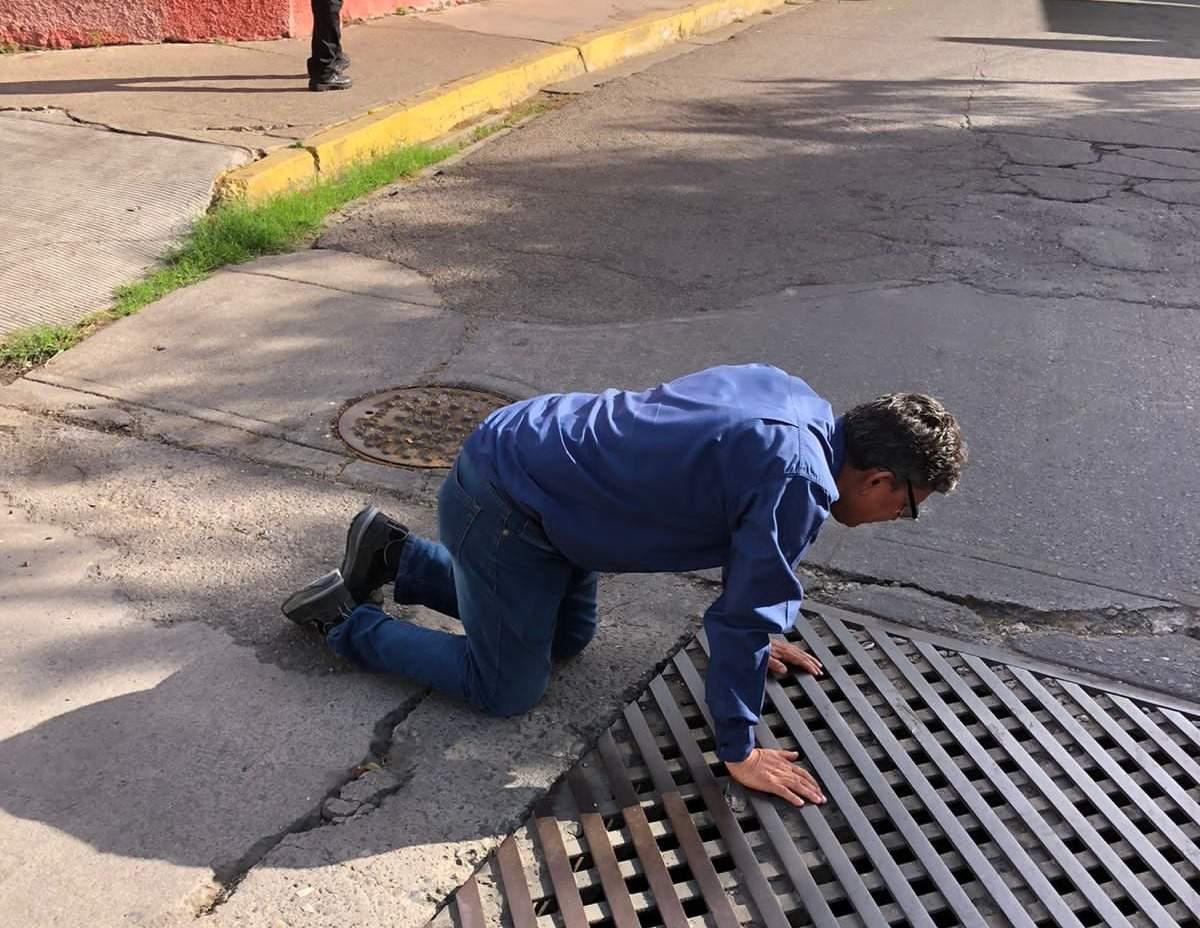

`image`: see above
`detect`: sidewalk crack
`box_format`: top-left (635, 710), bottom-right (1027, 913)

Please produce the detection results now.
top-left (0, 105), bottom-right (255, 155)
top-left (196, 689), bottom-right (430, 916)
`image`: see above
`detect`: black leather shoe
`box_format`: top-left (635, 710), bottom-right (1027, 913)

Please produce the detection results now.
top-left (281, 569), bottom-right (356, 634)
top-left (341, 505), bottom-right (409, 603)
top-left (309, 73), bottom-right (353, 92)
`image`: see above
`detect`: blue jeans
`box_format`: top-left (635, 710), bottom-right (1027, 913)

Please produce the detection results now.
top-left (327, 452), bottom-right (599, 716)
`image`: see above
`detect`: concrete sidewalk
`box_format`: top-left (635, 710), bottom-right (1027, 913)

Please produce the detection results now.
top-left (0, 0), bottom-right (718, 152)
top-left (0, 0), bottom-right (783, 338)
top-left (0, 249), bottom-right (718, 928)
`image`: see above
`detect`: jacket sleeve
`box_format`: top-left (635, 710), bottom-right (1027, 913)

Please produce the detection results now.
top-left (703, 475), bottom-right (830, 762)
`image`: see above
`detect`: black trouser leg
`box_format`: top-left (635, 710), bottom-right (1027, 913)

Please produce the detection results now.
top-left (307, 0), bottom-right (345, 80)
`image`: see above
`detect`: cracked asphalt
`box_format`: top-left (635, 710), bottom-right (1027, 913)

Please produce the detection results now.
top-left (3, 1), bottom-right (1200, 926)
top-left (323, 0), bottom-right (1200, 609)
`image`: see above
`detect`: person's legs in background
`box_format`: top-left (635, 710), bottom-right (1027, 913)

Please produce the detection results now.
top-left (308, 0), bottom-right (352, 91)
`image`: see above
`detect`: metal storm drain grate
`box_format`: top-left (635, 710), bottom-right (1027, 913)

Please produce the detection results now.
top-left (436, 604), bottom-right (1200, 928)
top-left (337, 386), bottom-right (510, 468)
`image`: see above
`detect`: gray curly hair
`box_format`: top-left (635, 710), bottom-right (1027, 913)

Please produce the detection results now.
top-left (843, 394), bottom-right (967, 492)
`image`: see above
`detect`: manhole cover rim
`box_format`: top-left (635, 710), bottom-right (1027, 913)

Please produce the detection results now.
top-left (336, 384), bottom-right (512, 469)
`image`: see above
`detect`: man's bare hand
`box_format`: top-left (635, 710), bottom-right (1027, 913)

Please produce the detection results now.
top-left (768, 639), bottom-right (824, 677)
top-left (725, 748), bottom-right (826, 806)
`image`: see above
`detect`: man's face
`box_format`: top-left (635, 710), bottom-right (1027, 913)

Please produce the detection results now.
top-left (831, 469), bottom-right (933, 526)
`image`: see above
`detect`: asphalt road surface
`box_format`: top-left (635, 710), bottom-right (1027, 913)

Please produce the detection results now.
top-left (324, 0), bottom-right (1200, 616)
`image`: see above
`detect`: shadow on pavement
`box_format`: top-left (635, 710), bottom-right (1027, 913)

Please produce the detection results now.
top-left (0, 75), bottom-right (305, 95)
top-left (317, 73), bottom-right (1200, 603)
top-left (0, 438), bottom-right (705, 878)
top-left (0, 651), bottom-right (546, 876)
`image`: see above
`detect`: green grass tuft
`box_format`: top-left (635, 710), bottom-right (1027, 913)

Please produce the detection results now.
top-left (0, 324), bottom-right (81, 370)
top-left (1, 137), bottom-right (479, 374)
top-left (114, 141), bottom-right (455, 318)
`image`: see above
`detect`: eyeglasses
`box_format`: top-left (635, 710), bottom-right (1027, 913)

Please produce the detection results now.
top-left (905, 479), bottom-right (919, 521)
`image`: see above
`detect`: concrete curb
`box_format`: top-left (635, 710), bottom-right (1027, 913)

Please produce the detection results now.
top-left (215, 0), bottom-right (792, 202)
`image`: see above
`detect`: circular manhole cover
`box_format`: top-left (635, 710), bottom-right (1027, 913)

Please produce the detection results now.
top-left (337, 386), bottom-right (510, 468)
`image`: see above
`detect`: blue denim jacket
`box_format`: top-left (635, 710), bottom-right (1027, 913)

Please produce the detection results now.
top-left (465, 364), bottom-right (844, 761)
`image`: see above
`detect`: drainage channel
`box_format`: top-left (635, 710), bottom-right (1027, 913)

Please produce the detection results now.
top-left (432, 603), bottom-right (1200, 928)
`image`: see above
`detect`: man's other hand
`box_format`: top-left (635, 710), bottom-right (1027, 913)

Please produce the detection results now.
top-left (768, 639), bottom-right (824, 677)
top-left (725, 748), bottom-right (826, 806)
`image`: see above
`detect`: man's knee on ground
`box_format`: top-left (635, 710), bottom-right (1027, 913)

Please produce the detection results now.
top-left (476, 682), bottom-right (546, 718)
top-left (551, 623), bottom-right (596, 662)
top-left (551, 636), bottom-right (591, 662)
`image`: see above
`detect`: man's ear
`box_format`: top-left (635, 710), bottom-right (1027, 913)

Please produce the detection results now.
top-left (863, 467), bottom-right (894, 491)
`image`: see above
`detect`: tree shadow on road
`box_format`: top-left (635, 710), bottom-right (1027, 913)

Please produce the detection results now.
top-left (317, 71), bottom-right (1200, 606)
top-left (0, 465), bottom-right (705, 902)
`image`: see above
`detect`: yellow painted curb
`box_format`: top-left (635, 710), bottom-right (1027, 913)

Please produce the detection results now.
top-left (215, 147), bottom-right (316, 202)
top-left (572, 0), bottom-right (787, 72)
top-left (307, 46), bottom-right (584, 176)
top-left (216, 0), bottom-right (791, 203)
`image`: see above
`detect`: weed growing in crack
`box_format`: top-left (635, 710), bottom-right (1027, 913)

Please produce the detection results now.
top-left (0, 325), bottom-right (79, 371)
top-left (471, 97), bottom-right (559, 143)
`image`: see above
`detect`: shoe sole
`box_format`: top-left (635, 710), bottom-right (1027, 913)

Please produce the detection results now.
top-left (281, 569), bottom-right (343, 626)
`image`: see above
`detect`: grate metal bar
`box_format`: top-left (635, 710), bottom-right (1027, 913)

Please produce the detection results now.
top-left (1109, 695), bottom-right (1200, 796)
top-left (859, 619), bottom-right (1144, 926)
top-left (979, 660), bottom-right (1200, 921)
top-left (833, 627), bottom-right (1088, 928)
top-left (1030, 675), bottom-right (1200, 870)
top-left (616, 709), bottom-right (742, 928)
top-left (533, 801), bottom-right (591, 928)
top-left (672, 645), bottom-right (852, 927)
top-left (762, 627), bottom-right (1007, 928)
top-left (743, 716), bottom-right (892, 927)
top-left (810, 612), bottom-right (1057, 927)
top-left (754, 652), bottom-right (945, 927)
top-left (647, 675), bottom-right (794, 928)
top-left (494, 836), bottom-right (538, 928)
top-left (438, 605), bottom-right (1200, 928)
top-left (1164, 708), bottom-right (1200, 754)
top-left (567, 766), bottom-right (642, 928)
top-left (920, 643), bottom-right (1181, 926)
top-left (454, 876), bottom-right (487, 928)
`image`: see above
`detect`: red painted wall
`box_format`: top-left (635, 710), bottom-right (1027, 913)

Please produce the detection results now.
top-left (292, 0), bottom-right (413, 37)
top-left (1, 0), bottom-right (458, 49)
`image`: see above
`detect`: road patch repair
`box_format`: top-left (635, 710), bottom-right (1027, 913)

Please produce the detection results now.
top-left (432, 604), bottom-right (1200, 928)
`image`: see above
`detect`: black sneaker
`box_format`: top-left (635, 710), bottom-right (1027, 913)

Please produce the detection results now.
top-left (309, 73), bottom-right (353, 92)
top-left (341, 505), bottom-right (409, 603)
top-left (282, 569), bottom-right (356, 634)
